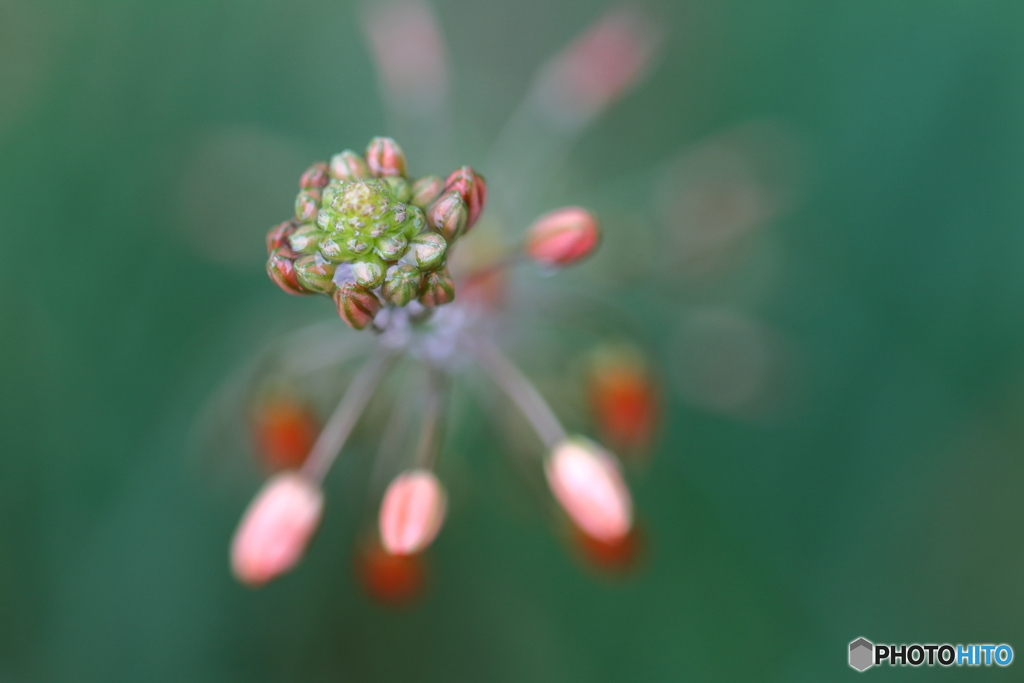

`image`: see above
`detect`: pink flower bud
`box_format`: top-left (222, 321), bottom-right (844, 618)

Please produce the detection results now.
top-left (443, 166), bottom-right (487, 230)
top-left (299, 162), bottom-right (330, 190)
top-left (378, 469), bottom-right (447, 555)
top-left (366, 137), bottom-right (407, 177)
top-left (266, 219), bottom-right (299, 255)
top-left (231, 472), bottom-right (324, 587)
top-left (525, 207), bottom-right (600, 267)
top-left (333, 283), bottom-right (382, 330)
top-left (545, 438), bottom-right (632, 543)
top-left (330, 150), bottom-right (371, 181)
top-left (419, 268), bottom-right (455, 307)
top-left (267, 248), bottom-right (308, 296)
top-left (427, 191), bottom-right (467, 242)
top-left (410, 175), bottom-right (444, 208)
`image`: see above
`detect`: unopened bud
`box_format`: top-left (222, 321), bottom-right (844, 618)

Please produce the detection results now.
top-left (428, 191), bottom-right (467, 242)
top-left (443, 166), bottom-right (487, 230)
top-left (230, 472), bottom-right (324, 587)
top-left (253, 396), bottom-right (318, 470)
top-left (299, 162), bottom-right (330, 190)
top-left (545, 438), bottom-right (632, 543)
top-left (384, 176), bottom-right (413, 203)
top-left (333, 283), bottom-right (382, 329)
top-left (266, 219), bottom-right (299, 255)
top-left (294, 255), bottom-right (337, 294)
top-left (351, 257), bottom-right (386, 289)
top-left (356, 537), bottom-right (425, 605)
top-left (267, 248), bottom-right (308, 296)
top-left (288, 223), bottom-right (323, 254)
top-left (329, 150), bottom-right (371, 181)
top-left (408, 232), bottom-right (447, 271)
top-left (376, 232), bottom-right (409, 260)
top-left (379, 469), bottom-right (447, 555)
top-left (382, 264), bottom-right (423, 306)
top-left (295, 189), bottom-right (321, 223)
top-left (366, 136), bottom-right (407, 177)
top-left (419, 269), bottom-right (455, 307)
top-left (525, 207), bottom-right (600, 267)
top-left (410, 175), bottom-right (444, 208)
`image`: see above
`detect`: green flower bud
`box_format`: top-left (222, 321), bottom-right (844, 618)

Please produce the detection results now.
top-left (408, 232), bottom-right (447, 271)
top-left (317, 236), bottom-right (350, 263)
top-left (294, 255), bottom-right (337, 294)
top-left (428, 191), bottom-right (467, 242)
top-left (384, 176), bottom-right (412, 203)
top-left (351, 256), bottom-right (386, 289)
top-left (419, 268), bottom-right (455, 307)
top-left (366, 137), bottom-right (407, 177)
top-left (295, 189), bottom-right (321, 223)
top-left (299, 162), bottom-right (330, 190)
top-left (410, 175), bottom-right (444, 208)
top-left (329, 151), bottom-right (371, 181)
top-left (382, 264), bottom-right (422, 307)
top-left (333, 283), bottom-right (381, 330)
top-left (376, 232), bottom-right (409, 260)
top-left (288, 224), bottom-right (323, 254)
top-left (267, 248), bottom-right (308, 296)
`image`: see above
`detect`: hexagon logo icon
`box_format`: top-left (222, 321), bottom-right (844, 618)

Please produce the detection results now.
top-left (849, 638), bottom-right (874, 672)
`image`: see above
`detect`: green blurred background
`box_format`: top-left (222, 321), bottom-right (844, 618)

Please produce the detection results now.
top-left (3, 0), bottom-right (1024, 680)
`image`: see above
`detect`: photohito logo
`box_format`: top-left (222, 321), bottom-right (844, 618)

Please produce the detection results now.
top-left (849, 637), bottom-right (1013, 671)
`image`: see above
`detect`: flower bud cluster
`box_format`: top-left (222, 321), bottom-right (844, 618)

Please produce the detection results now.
top-left (265, 137), bottom-right (487, 329)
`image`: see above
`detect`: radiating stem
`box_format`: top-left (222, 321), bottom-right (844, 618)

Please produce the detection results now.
top-left (475, 341), bottom-right (567, 450)
top-left (414, 367), bottom-right (448, 469)
top-left (301, 347), bottom-right (400, 483)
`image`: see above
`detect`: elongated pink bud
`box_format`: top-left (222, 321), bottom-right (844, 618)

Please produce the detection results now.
top-left (231, 472), bottom-right (324, 587)
top-left (366, 137), bottom-right (407, 177)
top-left (525, 207), bottom-right (600, 266)
top-left (443, 166), bottom-right (487, 230)
top-left (379, 469), bottom-right (447, 555)
top-left (545, 438), bottom-right (632, 542)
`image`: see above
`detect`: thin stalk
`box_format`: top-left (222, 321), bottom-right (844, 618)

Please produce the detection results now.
top-left (413, 367), bottom-right (448, 470)
top-left (475, 341), bottom-right (567, 450)
top-left (301, 347), bottom-right (399, 483)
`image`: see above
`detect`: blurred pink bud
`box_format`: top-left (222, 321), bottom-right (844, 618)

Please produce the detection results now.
top-left (545, 438), bottom-right (633, 543)
top-left (333, 283), bottom-right (382, 330)
top-left (231, 472), bottom-right (324, 587)
top-left (379, 469), bottom-right (447, 555)
top-left (299, 162), bottom-right (330, 190)
top-left (330, 150), bottom-right (371, 181)
top-left (443, 166), bottom-right (487, 230)
top-left (362, 0), bottom-right (450, 112)
top-left (366, 137), bottom-right (407, 177)
top-left (525, 207), bottom-right (600, 267)
top-left (537, 7), bottom-right (661, 126)
top-left (410, 175), bottom-right (444, 208)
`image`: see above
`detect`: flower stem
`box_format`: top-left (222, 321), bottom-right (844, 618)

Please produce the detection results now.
top-left (414, 367), bottom-right (448, 469)
top-left (475, 341), bottom-right (567, 450)
top-left (301, 347), bottom-right (399, 483)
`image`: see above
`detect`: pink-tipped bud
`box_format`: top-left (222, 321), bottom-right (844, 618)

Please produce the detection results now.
top-left (267, 248), bottom-right (309, 296)
top-left (525, 207), bottom-right (600, 267)
top-left (443, 166), bottom-right (487, 230)
top-left (333, 283), bottom-right (382, 330)
top-left (231, 472), bottom-right (324, 587)
top-left (545, 438), bottom-right (632, 543)
top-left (428, 191), bottom-right (467, 242)
top-left (366, 137), bottom-right (407, 177)
top-left (330, 150), bottom-right (372, 181)
top-left (419, 268), bottom-right (455, 307)
top-left (379, 469), bottom-right (447, 555)
top-left (299, 162), bottom-right (330, 190)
